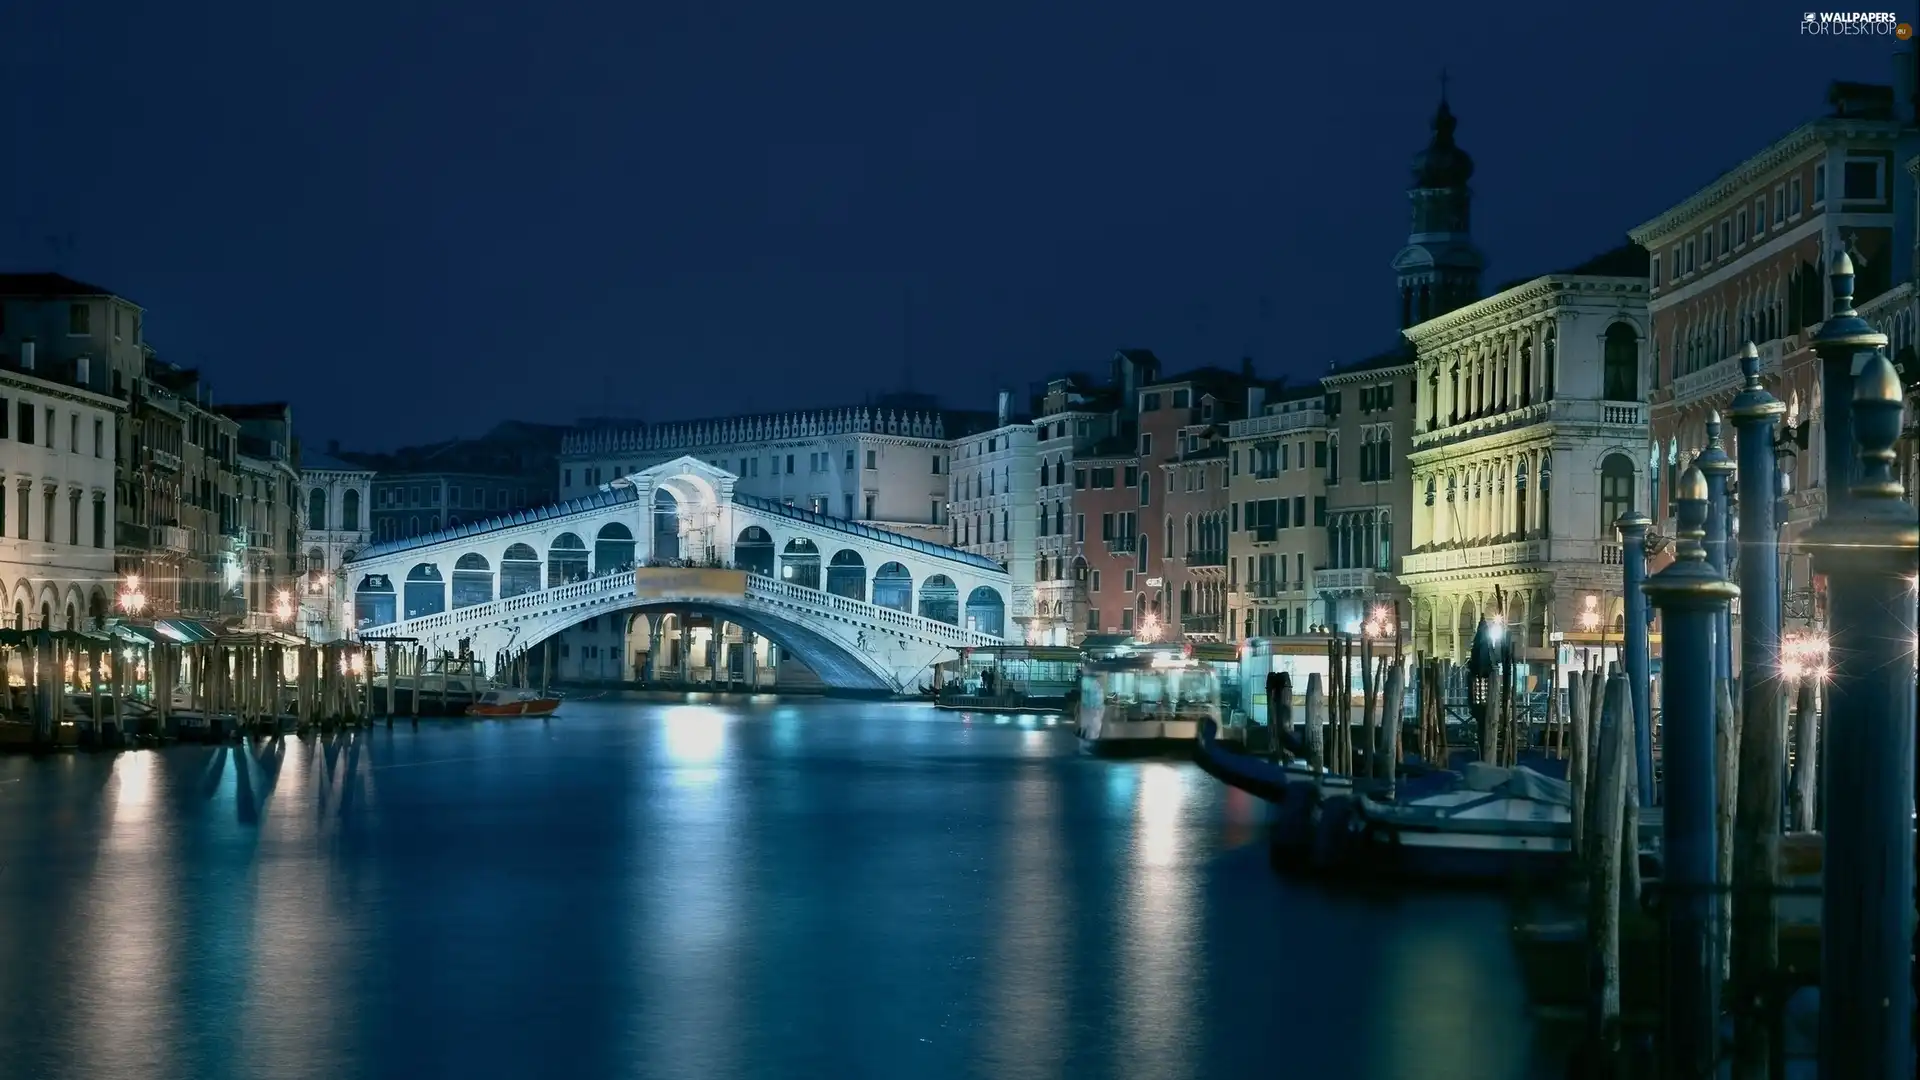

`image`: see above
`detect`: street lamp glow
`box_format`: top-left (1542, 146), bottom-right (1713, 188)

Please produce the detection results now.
top-left (1138, 613), bottom-right (1162, 643)
top-left (1780, 631), bottom-right (1830, 682)
top-left (273, 588), bottom-right (294, 623)
top-left (1486, 616), bottom-right (1505, 643)
top-left (118, 574), bottom-right (147, 616)
top-left (1578, 593), bottom-right (1601, 632)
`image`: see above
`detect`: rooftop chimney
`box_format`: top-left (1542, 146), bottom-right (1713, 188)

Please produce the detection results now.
top-left (19, 340), bottom-right (34, 371)
top-left (1246, 385), bottom-right (1267, 418)
top-left (996, 388), bottom-right (1010, 427)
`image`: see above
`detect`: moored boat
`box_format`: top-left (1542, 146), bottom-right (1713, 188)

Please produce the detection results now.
top-left (466, 688), bottom-right (563, 718)
top-left (1351, 761), bottom-right (1575, 882)
top-left (1075, 650), bottom-right (1217, 755)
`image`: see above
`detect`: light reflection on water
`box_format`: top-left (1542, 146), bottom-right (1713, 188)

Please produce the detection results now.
top-left (1117, 763), bottom-right (1200, 1080)
top-left (76, 751), bottom-right (173, 1080)
top-left (0, 698), bottom-right (1542, 1080)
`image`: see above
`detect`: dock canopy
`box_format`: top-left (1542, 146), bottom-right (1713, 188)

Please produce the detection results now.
top-left (961, 646), bottom-right (1084, 664)
top-left (152, 618), bottom-right (221, 645)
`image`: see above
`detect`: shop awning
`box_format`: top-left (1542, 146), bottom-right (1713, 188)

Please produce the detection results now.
top-left (106, 622), bottom-right (167, 646)
top-left (153, 617), bottom-right (221, 644)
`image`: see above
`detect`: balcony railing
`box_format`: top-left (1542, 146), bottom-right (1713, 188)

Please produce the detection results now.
top-left (250, 529), bottom-right (274, 550)
top-left (1227, 407), bottom-right (1327, 440)
top-left (1184, 549), bottom-right (1227, 567)
top-left (1246, 580), bottom-right (1284, 599)
top-left (1250, 527), bottom-right (1278, 544)
top-left (1103, 535), bottom-right (1137, 554)
top-left (1413, 396), bottom-right (1654, 451)
top-left (1315, 567), bottom-right (1378, 591)
top-left (1181, 613), bottom-right (1224, 635)
top-left (1401, 540), bottom-right (1544, 576)
top-left (156, 525), bottom-right (191, 554)
top-left (1670, 339), bottom-right (1787, 405)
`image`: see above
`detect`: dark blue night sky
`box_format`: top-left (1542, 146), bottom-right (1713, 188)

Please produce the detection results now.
top-left (0, 2), bottom-right (1902, 448)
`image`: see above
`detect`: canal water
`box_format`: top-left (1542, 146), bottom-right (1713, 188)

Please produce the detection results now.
top-left (0, 697), bottom-right (1545, 1080)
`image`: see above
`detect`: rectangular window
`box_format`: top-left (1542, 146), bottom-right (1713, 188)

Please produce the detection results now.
top-left (1701, 228), bottom-right (1713, 263)
top-left (1789, 176), bottom-right (1802, 217)
top-left (865, 449), bottom-right (876, 470)
top-left (68, 495), bottom-right (78, 546)
top-left (1754, 197), bottom-right (1767, 235)
top-left (17, 402), bottom-right (31, 445)
top-left (1842, 159), bottom-right (1883, 201)
top-left (1314, 440), bottom-right (1327, 467)
top-left (68, 413), bottom-right (77, 452)
top-left (786, 454), bottom-right (795, 473)
top-left (1139, 433), bottom-right (1153, 457)
top-left (1684, 238), bottom-right (1696, 273)
top-left (1293, 495), bottom-right (1306, 525)
top-left (41, 490), bottom-right (52, 542)
top-left (1075, 514), bottom-right (1085, 541)
top-left (1313, 497), bottom-right (1327, 526)
top-left (92, 496), bottom-right (105, 548)
top-left (1813, 162), bottom-right (1827, 205)
top-left (1773, 185), bottom-right (1785, 225)
top-left (1719, 219), bottom-right (1731, 252)
top-left (1670, 246), bottom-right (1682, 277)
top-left (1736, 209), bottom-right (1747, 245)
top-left (68, 303), bottom-right (89, 335)
top-left (1171, 389), bottom-right (1190, 408)
top-left (1141, 392), bottom-right (1161, 412)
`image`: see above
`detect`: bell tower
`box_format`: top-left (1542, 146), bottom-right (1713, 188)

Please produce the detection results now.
top-left (1393, 75), bottom-right (1486, 329)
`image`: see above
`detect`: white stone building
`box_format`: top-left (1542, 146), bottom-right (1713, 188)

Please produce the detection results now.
top-left (0, 367), bottom-right (119, 629)
top-left (1399, 247), bottom-right (1652, 663)
top-left (946, 391), bottom-right (1035, 638)
top-left (300, 448), bottom-right (374, 641)
top-left (558, 401), bottom-right (973, 544)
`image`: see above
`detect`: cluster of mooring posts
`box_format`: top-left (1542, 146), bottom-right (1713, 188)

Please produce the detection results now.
top-left (1568, 255), bottom-right (1916, 1078)
top-left (0, 626), bottom-right (385, 751)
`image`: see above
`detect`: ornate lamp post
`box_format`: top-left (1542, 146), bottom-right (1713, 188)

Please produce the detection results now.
top-left (1806, 352), bottom-right (1917, 1079)
top-left (1643, 467), bottom-right (1738, 1078)
top-left (1695, 413), bottom-right (1735, 686)
top-left (1616, 508), bottom-right (1655, 806)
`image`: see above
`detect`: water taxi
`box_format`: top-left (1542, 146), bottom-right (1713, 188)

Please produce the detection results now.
top-left (1074, 649), bottom-right (1219, 755)
top-left (466, 688), bottom-right (563, 719)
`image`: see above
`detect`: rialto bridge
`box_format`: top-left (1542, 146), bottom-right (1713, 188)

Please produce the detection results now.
top-left (341, 458), bottom-right (1011, 692)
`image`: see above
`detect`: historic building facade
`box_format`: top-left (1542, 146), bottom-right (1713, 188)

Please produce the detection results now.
top-left (1224, 384), bottom-right (1326, 639)
top-left (0, 275), bottom-right (252, 625)
top-left (300, 447), bottom-right (374, 641)
top-left (1628, 77), bottom-right (1919, 571)
top-left (1135, 367), bottom-right (1255, 642)
top-left (1400, 251), bottom-right (1652, 661)
top-left (947, 391), bottom-right (1035, 638)
top-left (0, 365), bottom-right (119, 628)
top-left (559, 398), bottom-right (971, 545)
top-left (1320, 356), bottom-right (1418, 635)
top-left (1029, 375), bottom-right (1121, 645)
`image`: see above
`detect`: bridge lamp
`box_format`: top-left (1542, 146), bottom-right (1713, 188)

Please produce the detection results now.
top-left (118, 574), bottom-right (147, 616)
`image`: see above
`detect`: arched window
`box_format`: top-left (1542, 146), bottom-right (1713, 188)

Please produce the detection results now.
top-left (307, 488), bottom-right (327, 530)
top-left (1599, 454), bottom-right (1635, 532)
top-left (342, 489), bottom-right (361, 530)
top-left (1603, 323), bottom-right (1638, 400)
